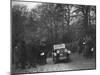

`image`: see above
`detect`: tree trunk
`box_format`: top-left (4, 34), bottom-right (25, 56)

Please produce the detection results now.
top-left (83, 6), bottom-right (90, 35)
top-left (66, 5), bottom-right (70, 31)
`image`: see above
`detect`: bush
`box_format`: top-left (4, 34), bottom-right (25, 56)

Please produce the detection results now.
top-left (65, 41), bottom-right (79, 53)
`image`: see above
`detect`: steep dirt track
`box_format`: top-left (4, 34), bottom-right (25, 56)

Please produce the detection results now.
top-left (14, 52), bottom-right (95, 73)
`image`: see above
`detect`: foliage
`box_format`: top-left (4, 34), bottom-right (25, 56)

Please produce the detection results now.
top-left (12, 2), bottom-right (96, 66)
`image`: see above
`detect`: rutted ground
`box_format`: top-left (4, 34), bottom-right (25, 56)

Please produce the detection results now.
top-left (14, 53), bottom-right (96, 73)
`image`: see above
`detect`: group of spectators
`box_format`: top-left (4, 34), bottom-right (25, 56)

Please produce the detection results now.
top-left (12, 34), bottom-right (96, 70)
top-left (78, 35), bottom-right (96, 58)
top-left (12, 40), bottom-right (50, 69)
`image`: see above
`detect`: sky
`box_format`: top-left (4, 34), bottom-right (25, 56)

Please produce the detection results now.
top-left (12, 0), bottom-right (41, 9)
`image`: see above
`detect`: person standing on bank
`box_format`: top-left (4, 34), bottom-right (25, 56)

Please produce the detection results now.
top-left (20, 40), bottom-right (27, 69)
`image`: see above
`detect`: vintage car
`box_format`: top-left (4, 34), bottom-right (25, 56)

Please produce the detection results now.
top-left (53, 43), bottom-right (71, 63)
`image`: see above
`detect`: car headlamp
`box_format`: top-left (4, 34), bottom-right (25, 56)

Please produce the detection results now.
top-left (57, 50), bottom-right (60, 53)
top-left (67, 50), bottom-right (71, 54)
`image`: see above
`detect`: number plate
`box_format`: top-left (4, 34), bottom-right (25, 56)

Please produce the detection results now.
top-left (59, 56), bottom-right (66, 60)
